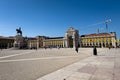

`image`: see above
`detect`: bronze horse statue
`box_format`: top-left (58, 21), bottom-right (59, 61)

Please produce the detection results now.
top-left (16, 27), bottom-right (22, 35)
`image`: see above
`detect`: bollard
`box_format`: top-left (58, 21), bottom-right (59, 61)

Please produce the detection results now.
top-left (93, 46), bottom-right (97, 55)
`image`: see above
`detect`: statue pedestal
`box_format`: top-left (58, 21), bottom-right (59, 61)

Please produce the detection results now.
top-left (14, 35), bottom-right (23, 48)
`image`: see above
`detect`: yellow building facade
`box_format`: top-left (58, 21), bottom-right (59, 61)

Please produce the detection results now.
top-left (80, 32), bottom-right (117, 48)
top-left (43, 38), bottom-right (64, 48)
top-left (116, 39), bottom-right (120, 47)
top-left (1, 27), bottom-right (118, 49)
top-left (0, 36), bottom-right (14, 49)
top-left (42, 27), bottom-right (80, 48)
top-left (27, 28), bottom-right (117, 48)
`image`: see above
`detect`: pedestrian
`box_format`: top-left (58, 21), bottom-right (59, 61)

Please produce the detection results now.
top-left (109, 46), bottom-right (111, 50)
top-left (93, 46), bottom-right (97, 55)
top-left (75, 46), bottom-right (78, 53)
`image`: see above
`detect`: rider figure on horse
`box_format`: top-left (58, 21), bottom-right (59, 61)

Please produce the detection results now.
top-left (16, 27), bottom-right (22, 35)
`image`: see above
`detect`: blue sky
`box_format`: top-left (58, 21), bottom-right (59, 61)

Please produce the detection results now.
top-left (0, 0), bottom-right (120, 38)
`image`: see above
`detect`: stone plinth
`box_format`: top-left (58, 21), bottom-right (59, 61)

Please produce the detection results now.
top-left (14, 35), bottom-right (23, 48)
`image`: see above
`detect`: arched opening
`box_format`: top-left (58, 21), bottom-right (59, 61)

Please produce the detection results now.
top-left (103, 43), bottom-right (105, 47)
top-left (99, 43), bottom-right (102, 48)
top-left (106, 43), bottom-right (109, 47)
top-left (110, 43), bottom-right (112, 47)
top-left (68, 36), bottom-right (73, 48)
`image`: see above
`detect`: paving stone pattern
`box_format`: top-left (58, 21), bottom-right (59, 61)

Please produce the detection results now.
top-left (37, 48), bottom-right (120, 80)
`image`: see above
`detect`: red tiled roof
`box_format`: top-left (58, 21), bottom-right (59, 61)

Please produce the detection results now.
top-left (85, 33), bottom-right (110, 37)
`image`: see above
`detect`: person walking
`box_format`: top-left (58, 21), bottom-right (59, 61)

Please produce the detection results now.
top-left (93, 46), bottom-right (97, 55)
top-left (75, 46), bottom-right (78, 53)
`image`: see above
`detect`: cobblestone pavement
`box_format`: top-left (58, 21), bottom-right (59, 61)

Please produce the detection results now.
top-left (37, 48), bottom-right (120, 80)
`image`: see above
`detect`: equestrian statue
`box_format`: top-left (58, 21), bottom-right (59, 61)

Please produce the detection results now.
top-left (16, 27), bottom-right (22, 36)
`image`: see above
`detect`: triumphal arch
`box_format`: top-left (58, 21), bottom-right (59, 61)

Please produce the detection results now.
top-left (42, 26), bottom-right (80, 48)
top-left (64, 27), bottom-right (80, 48)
